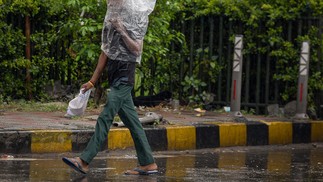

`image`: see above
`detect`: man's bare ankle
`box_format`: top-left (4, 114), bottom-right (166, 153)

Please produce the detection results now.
top-left (142, 163), bottom-right (158, 170)
top-left (76, 157), bottom-right (88, 167)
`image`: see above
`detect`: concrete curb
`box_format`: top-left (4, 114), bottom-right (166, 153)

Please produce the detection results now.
top-left (1, 120), bottom-right (323, 154)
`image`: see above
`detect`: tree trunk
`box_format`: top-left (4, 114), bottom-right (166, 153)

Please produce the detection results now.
top-left (25, 15), bottom-right (32, 100)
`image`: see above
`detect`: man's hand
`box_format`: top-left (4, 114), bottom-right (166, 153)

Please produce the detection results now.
top-left (109, 18), bottom-right (125, 33)
top-left (109, 18), bottom-right (142, 56)
top-left (81, 81), bottom-right (94, 93)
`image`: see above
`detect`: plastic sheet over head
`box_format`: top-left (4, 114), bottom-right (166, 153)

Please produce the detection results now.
top-left (123, 0), bottom-right (156, 15)
top-left (108, 0), bottom-right (156, 15)
top-left (102, 0), bottom-right (157, 63)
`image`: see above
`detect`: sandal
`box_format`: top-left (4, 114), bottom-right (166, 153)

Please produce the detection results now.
top-left (125, 168), bottom-right (158, 175)
top-left (62, 157), bottom-right (88, 174)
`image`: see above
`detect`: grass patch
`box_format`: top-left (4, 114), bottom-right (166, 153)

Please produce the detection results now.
top-left (0, 100), bottom-right (68, 112)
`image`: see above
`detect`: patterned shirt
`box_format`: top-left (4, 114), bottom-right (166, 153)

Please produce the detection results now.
top-left (101, 7), bottom-right (149, 64)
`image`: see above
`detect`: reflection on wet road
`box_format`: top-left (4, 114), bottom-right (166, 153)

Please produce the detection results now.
top-left (1, 144), bottom-right (323, 181)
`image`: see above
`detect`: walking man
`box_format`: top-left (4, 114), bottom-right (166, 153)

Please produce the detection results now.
top-left (62, 0), bottom-right (158, 175)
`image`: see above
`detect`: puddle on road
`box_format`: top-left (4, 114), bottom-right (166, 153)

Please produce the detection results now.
top-left (1, 145), bottom-right (323, 181)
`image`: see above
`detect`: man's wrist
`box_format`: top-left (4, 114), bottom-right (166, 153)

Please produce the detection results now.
top-left (118, 29), bottom-right (127, 36)
top-left (88, 81), bottom-right (95, 88)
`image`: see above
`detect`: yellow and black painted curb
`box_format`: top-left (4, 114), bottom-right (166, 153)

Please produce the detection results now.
top-left (1, 120), bottom-right (323, 153)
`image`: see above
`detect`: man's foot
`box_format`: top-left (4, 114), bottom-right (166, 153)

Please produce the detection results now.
top-left (62, 157), bottom-right (89, 174)
top-left (124, 163), bottom-right (158, 175)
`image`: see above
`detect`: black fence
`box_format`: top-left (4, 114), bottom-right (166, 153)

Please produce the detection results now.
top-left (164, 15), bottom-right (323, 116)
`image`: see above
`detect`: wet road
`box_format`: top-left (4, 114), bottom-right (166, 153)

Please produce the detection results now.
top-left (1, 144), bottom-right (323, 181)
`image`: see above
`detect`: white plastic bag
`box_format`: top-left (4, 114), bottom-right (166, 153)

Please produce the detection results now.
top-left (65, 89), bottom-right (91, 117)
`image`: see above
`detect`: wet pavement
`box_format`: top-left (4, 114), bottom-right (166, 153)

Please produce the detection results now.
top-left (0, 108), bottom-right (289, 131)
top-left (1, 144), bottom-right (323, 181)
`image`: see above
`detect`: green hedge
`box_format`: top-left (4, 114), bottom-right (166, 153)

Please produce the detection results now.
top-left (0, 0), bottom-right (322, 112)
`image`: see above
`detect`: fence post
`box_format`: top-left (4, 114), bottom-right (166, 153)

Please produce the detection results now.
top-left (230, 35), bottom-right (244, 118)
top-left (293, 41), bottom-right (310, 122)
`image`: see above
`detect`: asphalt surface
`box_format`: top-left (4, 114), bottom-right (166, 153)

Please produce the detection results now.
top-left (1, 144), bottom-right (323, 181)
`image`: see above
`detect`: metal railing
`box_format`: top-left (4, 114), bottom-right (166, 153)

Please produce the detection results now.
top-left (164, 15), bottom-right (323, 115)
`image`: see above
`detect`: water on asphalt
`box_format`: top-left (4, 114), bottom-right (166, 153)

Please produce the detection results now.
top-left (1, 144), bottom-right (323, 181)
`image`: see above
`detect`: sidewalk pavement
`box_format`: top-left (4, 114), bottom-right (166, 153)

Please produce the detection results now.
top-left (0, 108), bottom-right (323, 154)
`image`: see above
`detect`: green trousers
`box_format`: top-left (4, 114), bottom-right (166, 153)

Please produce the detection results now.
top-left (80, 84), bottom-right (155, 166)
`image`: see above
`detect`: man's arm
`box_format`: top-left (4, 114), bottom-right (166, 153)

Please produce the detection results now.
top-left (110, 19), bottom-right (143, 57)
top-left (82, 51), bottom-right (108, 92)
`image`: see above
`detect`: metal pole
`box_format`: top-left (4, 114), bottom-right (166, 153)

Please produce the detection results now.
top-left (208, 16), bottom-right (214, 93)
top-left (226, 21), bottom-right (233, 103)
top-left (230, 35), bottom-right (244, 118)
top-left (293, 41), bottom-right (310, 122)
top-left (244, 55), bottom-right (250, 111)
top-left (199, 17), bottom-right (204, 80)
top-left (256, 54), bottom-right (261, 114)
top-left (217, 16), bottom-right (224, 102)
top-left (113, 112), bottom-right (162, 127)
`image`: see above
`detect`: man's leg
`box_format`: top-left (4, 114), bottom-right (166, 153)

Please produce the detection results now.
top-left (117, 85), bottom-right (155, 166)
top-left (79, 86), bottom-right (122, 164)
